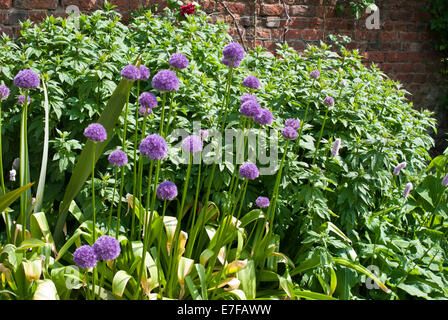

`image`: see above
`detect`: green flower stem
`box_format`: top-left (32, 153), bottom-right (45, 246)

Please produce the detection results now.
top-left (135, 112), bottom-right (150, 240)
top-left (262, 139), bottom-right (290, 245)
top-left (20, 91), bottom-right (29, 242)
top-left (159, 92), bottom-right (167, 136)
top-left (131, 80), bottom-right (141, 242)
top-left (90, 143), bottom-right (97, 300)
top-left (0, 101), bottom-right (10, 243)
top-left (156, 199), bottom-right (168, 295)
top-left (107, 167), bottom-right (118, 235)
top-left (185, 151), bottom-right (203, 258)
top-left (164, 92), bottom-right (175, 138)
top-left (296, 79), bottom-right (315, 150)
top-left (115, 88), bottom-right (131, 239)
top-left (135, 159), bottom-right (154, 299)
top-left (187, 66), bottom-right (235, 259)
top-left (0, 101), bottom-right (5, 195)
top-left (312, 108), bottom-right (329, 166)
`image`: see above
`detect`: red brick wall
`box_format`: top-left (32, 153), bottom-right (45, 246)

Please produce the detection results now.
top-left (0, 0), bottom-right (445, 114)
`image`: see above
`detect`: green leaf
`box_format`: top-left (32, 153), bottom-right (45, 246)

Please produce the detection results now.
top-left (112, 270), bottom-right (133, 298)
top-left (292, 290), bottom-right (338, 300)
top-left (0, 183), bottom-right (34, 214)
top-left (236, 259), bottom-right (256, 299)
top-left (34, 79), bottom-right (50, 213)
top-left (16, 238), bottom-right (46, 251)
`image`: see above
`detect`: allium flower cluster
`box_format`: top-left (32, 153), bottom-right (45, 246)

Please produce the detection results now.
top-left (403, 182), bottom-right (413, 197)
top-left (169, 53), bottom-right (189, 69)
top-left (281, 126), bottom-right (298, 140)
top-left (83, 123), bottom-right (107, 142)
top-left (240, 93), bottom-right (257, 104)
top-left (108, 150), bottom-right (128, 167)
top-left (221, 57), bottom-right (241, 68)
top-left (121, 65), bottom-right (140, 81)
top-left (156, 181), bottom-right (178, 200)
top-left (73, 245), bottom-right (97, 269)
top-left (442, 174), bottom-right (448, 187)
top-left (17, 95), bottom-right (30, 105)
top-left (0, 84), bottom-right (10, 100)
top-left (139, 106), bottom-right (153, 116)
top-left (152, 69), bottom-right (179, 91)
top-left (310, 70), bottom-right (320, 79)
top-left (14, 69), bottom-right (40, 89)
top-left (139, 92), bottom-right (158, 109)
top-left (254, 108), bottom-right (274, 125)
top-left (93, 236), bottom-right (121, 261)
top-left (393, 162), bottom-right (407, 175)
top-left (285, 119), bottom-right (300, 130)
top-left (323, 96), bottom-right (335, 107)
top-left (181, 135), bottom-right (203, 153)
top-left (222, 42), bottom-right (245, 68)
top-left (331, 138), bottom-right (341, 157)
top-left (12, 158), bottom-right (20, 169)
top-left (240, 100), bottom-right (261, 118)
top-left (9, 169), bottom-right (16, 182)
top-left (243, 76), bottom-right (260, 90)
top-left (255, 196), bottom-right (270, 208)
top-left (139, 65), bottom-right (150, 81)
top-left (239, 162), bottom-right (259, 180)
top-left (140, 134), bottom-right (168, 160)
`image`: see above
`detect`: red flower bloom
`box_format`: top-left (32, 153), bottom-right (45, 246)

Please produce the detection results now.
top-left (180, 3), bottom-right (195, 17)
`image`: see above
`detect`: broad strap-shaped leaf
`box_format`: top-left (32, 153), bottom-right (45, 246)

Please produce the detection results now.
top-left (54, 78), bottom-right (134, 245)
top-left (0, 182), bottom-right (34, 214)
top-left (112, 270), bottom-right (133, 298)
top-left (34, 79), bottom-right (49, 213)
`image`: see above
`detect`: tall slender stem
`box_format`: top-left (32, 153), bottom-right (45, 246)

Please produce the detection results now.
top-left (131, 81), bottom-right (141, 241)
top-left (0, 101), bottom-right (5, 195)
top-left (20, 91), bottom-right (29, 242)
top-left (164, 92), bottom-right (175, 138)
top-left (91, 143), bottom-right (97, 300)
top-left (159, 92), bottom-right (167, 136)
top-left (107, 167), bottom-right (118, 235)
top-left (136, 112), bottom-right (150, 240)
top-left (312, 108), bottom-right (329, 166)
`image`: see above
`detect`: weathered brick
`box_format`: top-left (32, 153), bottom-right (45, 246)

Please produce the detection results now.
top-left (289, 5), bottom-right (315, 17)
top-left (265, 16), bottom-right (280, 28)
top-left (13, 0), bottom-right (57, 9)
top-left (61, 0), bottom-right (103, 11)
top-left (260, 4), bottom-right (283, 16)
top-left (387, 52), bottom-right (407, 62)
top-left (0, 0), bottom-right (11, 9)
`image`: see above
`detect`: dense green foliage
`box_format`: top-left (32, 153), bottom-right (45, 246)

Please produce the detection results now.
top-left (0, 4), bottom-right (447, 300)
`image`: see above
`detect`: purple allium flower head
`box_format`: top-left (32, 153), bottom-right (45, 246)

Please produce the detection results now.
top-left (331, 138), bottom-right (341, 157)
top-left (239, 162), bottom-right (259, 180)
top-left (285, 118), bottom-right (300, 130)
top-left (403, 182), bottom-right (413, 197)
top-left (240, 93), bottom-right (257, 104)
top-left (152, 69), bottom-right (179, 91)
top-left (139, 134), bottom-right (168, 160)
top-left (93, 236), bottom-right (121, 261)
top-left (255, 196), bottom-right (270, 208)
top-left (199, 129), bottom-right (209, 141)
top-left (254, 108), bottom-right (274, 125)
top-left (240, 100), bottom-right (261, 118)
top-left (83, 123), bottom-right (107, 142)
top-left (108, 150), bottom-right (128, 167)
top-left (281, 126), bottom-right (298, 140)
top-left (156, 181), bottom-right (178, 200)
top-left (442, 174), bottom-right (448, 186)
top-left (169, 53), bottom-right (189, 69)
top-left (138, 92), bottom-right (158, 109)
top-left (139, 106), bottom-right (153, 116)
top-left (138, 65), bottom-right (150, 81)
top-left (0, 84), bottom-right (10, 100)
top-left (73, 245), bottom-right (98, 269)
top-left (243, 76), bottom-right (260, 90)
top-left (310, 70), bottom-right (320, 79)
top-left (14, 69), bottom-right (40, 89)
top-left (121, 65), bottom-right (140, 81)
top-left (221, 57), bottom-right (241, 68)
top-left (12, 158), bottom-right (20, 169)
top-left (323, 96), bottom-right (335, 107)
top-left (9, 169), bottom-right (16, 182)
top-left (223, 42), bottom-right (245, 62)
top-left (17, 95), bottom-right (30, 105)
top-left (181, 134), bottom-right (203, 153)
top-left (393, 162), bottom-right (407, 175)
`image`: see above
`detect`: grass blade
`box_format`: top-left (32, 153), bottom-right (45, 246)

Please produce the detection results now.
top-left (0, 182), bottom-right (34, 213)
